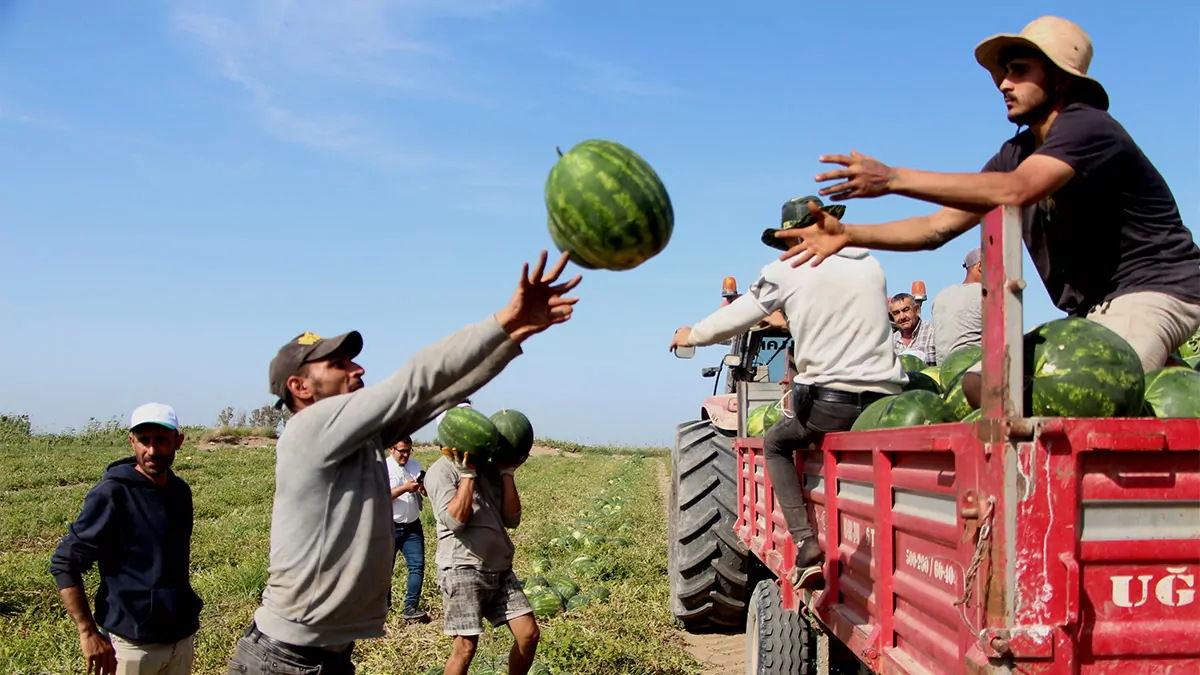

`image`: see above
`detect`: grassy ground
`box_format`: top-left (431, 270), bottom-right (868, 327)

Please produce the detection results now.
top-left (0, 436), bottom-right (698, 675)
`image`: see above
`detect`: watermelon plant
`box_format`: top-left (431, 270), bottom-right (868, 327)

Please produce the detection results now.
top-left (437, 407), bottom-right (500, 463)
top-left (544, 139), bottom-right (674, 271)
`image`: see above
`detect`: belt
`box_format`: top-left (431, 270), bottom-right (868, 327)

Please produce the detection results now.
top-left (802, 384), bottom-right (890, 407)
top-left (244, 622), bottom-right (351, 661)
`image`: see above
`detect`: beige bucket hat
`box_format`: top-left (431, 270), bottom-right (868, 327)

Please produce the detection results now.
top-left (974, 16), bottom-right (1108, 110)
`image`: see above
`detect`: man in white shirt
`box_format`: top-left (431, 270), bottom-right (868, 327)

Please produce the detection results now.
top-left (931, 247), bottom-right (983, 365)
top-left (671, 196), bottom-right (907, 593)
top-left (386, 435), bottom-right (429, 622)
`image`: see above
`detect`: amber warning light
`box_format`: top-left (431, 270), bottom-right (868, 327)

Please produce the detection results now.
top-left (911, 280), bottom-right (927, 302)
top-left (721, 277), bottom-right (739, 297)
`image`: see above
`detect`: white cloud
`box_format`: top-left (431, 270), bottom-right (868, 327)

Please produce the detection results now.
top-left (169, 0), bottom-right (538, 165)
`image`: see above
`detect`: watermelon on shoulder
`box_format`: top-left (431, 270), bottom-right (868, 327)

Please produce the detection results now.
top-left (437, 407), bottom-right (499, 463)
top-left (545, 140), bottom-right (674, 271)
top-left (490, 408), bottom-right (535, 466)
top-left (1143, 367), bottom-right (1200, 418)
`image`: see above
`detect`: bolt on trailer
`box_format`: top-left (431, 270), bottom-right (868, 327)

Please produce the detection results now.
top-left (672, 206), bottom-right (1200, 674)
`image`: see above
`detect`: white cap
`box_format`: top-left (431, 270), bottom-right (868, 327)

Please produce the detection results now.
top-left (129, 403), bottom-right (180, 431)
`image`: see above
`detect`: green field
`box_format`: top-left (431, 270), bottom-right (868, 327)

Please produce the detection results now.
top-left (0, 434), bottom-right (698, 675)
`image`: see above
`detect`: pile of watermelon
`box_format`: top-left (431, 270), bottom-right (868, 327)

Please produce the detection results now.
top-left (544, 140), bottom-right (674, 272)
top-left (436, 406), bottom-right (536, 466)
top-left (851, 317), bottom-right (1200, 431)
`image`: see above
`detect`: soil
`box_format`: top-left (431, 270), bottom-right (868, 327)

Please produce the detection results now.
top-left (198, 435), bottom-right (277, 448)
top-left (656, 459), bottom-right (747, 675)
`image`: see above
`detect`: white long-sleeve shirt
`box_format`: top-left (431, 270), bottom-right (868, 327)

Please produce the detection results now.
top-left (689, 249), bottom-right (907, 394)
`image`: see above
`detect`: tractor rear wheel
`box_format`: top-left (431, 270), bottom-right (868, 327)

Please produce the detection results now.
top-left (667, 420), bottom-right (749, 633)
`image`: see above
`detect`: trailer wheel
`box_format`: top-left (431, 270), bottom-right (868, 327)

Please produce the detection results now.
top-left (667, 420), bottom-right (749, 633)
top-left (745, 579), bottom-right (813, 675)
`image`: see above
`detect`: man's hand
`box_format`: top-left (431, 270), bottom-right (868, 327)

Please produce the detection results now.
top-left (80, 628), bottom-right (116, 675)
top-left (774, 201), bottom-right (851, 268)
top-left (669, 326), bottom-right (693, 352)
top-left (441, 447), bottom-right (477, 479)
top-left (814, 149), bottom-right (895, 201)
top-left (496, 250), bottom-right (583, 344)
top-left (401, 480), bottom-right (420, 494)
top-left (757, 310), bottom-right (787, 331)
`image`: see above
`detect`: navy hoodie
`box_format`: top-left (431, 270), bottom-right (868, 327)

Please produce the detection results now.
top-left (49, 456), bottom-right (202, 644)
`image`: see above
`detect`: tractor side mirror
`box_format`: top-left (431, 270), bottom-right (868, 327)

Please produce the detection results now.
top-left (723, 354), bottom-right (743, 368)
top-left (674, 345), bottom-right (696, 359)
top-left (701, 367), bottom-right (719, 378)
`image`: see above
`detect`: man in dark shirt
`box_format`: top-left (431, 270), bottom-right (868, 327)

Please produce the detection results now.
top-left (49, 403), bottom-right (202, 675)
top-left (769, 15), bottom-right (1200, 385)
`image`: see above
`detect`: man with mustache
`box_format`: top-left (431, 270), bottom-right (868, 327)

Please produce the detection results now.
top-left (771, 16), bottom-right (1200, 405)
top-left (227, 250), bottom-right (581, 674)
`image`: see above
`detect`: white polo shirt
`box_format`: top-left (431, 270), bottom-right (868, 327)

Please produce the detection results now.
top-left (385, 455), bottom-right (423, 524)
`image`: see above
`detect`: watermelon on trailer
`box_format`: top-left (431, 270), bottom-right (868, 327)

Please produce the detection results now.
top-left (903, 371), bottom-right (942, 395)
top-left (1142, 367), bottom-right (1200, 418)
top-left (545, 139), bottom-right (674, 271)
top-left (746, 402), bottom-right (781, 437)
top-left (961, 409), bottom-right (983, 422)
top-left (437, 407), bottom-right (499, 463)
top-left (850, 395), bottom-right (895, 431)
top-left (1179, 326), bottom-right (1200, 360)
top-left (921, 367), bottom-right (942, 387)
top-left (899, 354), bottom-right (926, 372)
top-left (939, 345), bottom-right (983, 420)
top-left (490, 408), bottom-right (535, 466)
top-left (868, 390), bottom-right (956, 429)
top-left (1024, 318), bottom-right (1144, 418)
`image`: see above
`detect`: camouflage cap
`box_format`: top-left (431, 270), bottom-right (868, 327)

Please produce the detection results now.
top-left (760, 195), bottom-right (846, 251)
top-left (268, 330), bottom-right (363, 409)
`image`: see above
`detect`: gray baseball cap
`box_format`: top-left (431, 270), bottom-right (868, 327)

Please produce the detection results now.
top-left (963, 247), bottom-right (982, 268)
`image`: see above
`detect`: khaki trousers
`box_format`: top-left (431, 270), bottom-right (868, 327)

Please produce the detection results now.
top-left (110, 632), bottom-right (195, 675)
top-left (967, 291), bottom-right (1200, 375)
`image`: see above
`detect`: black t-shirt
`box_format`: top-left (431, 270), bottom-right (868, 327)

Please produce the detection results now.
top-left (982, 102), bottom-right (1200, 316)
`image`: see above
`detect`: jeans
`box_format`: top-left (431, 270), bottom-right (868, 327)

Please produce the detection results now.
top-left (764, 383), bottom-right (878, 546)
top-left (390, 520), bottom-right (425, 611)
top-left (226, 622), bottom-right (354, 675)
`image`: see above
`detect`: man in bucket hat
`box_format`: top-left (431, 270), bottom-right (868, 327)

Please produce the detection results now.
top-left (771, 16), bottom-right (1200, 387)
top-left (671, 196), bottom-right (907, 592)
top-left (227, 250), bottom-right (581, 674)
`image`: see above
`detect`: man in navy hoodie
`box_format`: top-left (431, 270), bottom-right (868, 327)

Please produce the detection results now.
top-left (50, 403), bottom-right (202, 675)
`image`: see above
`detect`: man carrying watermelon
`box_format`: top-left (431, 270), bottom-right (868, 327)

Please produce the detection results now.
top-left (771, 15), bottom-right (1200, 389)
top-left (671, 195), bottom-right (908, 592)
top-left (226, 251), bottom-right (580, 674)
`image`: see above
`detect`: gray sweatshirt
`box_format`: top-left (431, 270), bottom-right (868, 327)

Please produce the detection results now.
top-left (253, 316), bottom-right (522, 647)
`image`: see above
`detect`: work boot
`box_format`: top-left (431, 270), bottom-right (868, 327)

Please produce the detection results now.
top-left (789, 536), bottom-right (825, 593)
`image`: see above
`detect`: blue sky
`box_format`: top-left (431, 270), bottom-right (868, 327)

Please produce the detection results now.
top-left (1, 1), bottom-right (1196, 446)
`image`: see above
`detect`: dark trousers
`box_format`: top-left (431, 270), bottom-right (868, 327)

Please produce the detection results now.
top-left (390, 520), bottom-right (425, 611)
top-left (764, 383), bottom-right (879, 545)
top-left (227, 622), bottom-right (354, 675)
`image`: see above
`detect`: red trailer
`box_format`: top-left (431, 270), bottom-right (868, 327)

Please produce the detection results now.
top-left (732, 206), bottom-right (1200, 674)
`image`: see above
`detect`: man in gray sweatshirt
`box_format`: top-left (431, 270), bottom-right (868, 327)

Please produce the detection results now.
top-left (226, 250), bottom-right (581, 674)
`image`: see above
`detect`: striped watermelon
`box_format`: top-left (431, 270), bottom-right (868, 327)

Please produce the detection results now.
top-left (490, 408), bottom-right (534, 466)
top-left (529, 590), bottom-right (563, 618)
top-left (903, 371), bottom-right (942, 395)
top-left (1142, 367), bottom-right (1200, 418)
top-left (920, 367), bottom-right (942, 386)
top-left (899, 354), bottom-right (926, 372)
top-left (939, 345), bottom-right (982, 420)
top-left (857, 390), bottom-right (955, 430)
top-left (851, 395), bottom-right (893, 431)
top-left (1024, 318), bottom-right (1144, 418)
top-left (545, 140), bottom-right (674, 271)
top-left (746, 402), bottom-right (781, 437)
top-left (436, 407), bottom-right (499, 462)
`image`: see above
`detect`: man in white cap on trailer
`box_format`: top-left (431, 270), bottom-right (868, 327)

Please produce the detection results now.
top-left (50, 403), bottom-right (202, 675)
top-left (769, 15), bottom-right (1200, 402)
top-left (930, 247), bottom-right (984, 366)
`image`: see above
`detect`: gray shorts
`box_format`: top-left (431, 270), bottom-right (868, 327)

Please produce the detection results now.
top-left (437, 567), bottom-right (532, 636)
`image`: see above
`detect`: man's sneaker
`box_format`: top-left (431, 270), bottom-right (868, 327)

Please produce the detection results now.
top-left (789, 536), bottom-right (825, 593)
top-left (401, 607), bottom-right (431, 623)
